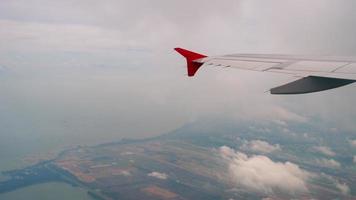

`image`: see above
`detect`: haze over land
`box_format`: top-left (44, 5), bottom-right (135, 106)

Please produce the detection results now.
top-left (0, 0), bottom-right (355, 199)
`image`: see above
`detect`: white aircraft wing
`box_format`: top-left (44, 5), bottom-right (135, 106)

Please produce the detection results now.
top-left (175, 48), bottom-right (356, 94)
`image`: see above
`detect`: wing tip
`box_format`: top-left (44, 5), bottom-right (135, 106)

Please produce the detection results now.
top-left (174, 47), bottom-right (207, 77)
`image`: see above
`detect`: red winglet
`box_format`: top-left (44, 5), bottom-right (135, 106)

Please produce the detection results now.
top-left (174, 48), bottom-right (207, 77)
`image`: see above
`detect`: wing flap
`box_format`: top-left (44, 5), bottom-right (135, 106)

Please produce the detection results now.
top-left (270, 76), bottom-right (355, 94)
top-left (284, 61), bottom-right (348, 72)
top-left (334, 63), bottom-right (356, 73)
top-left (204, 58), bottom-right (279, 70)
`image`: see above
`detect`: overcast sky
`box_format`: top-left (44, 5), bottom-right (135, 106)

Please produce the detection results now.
top-left (0, 0), bottom-right (356, 146)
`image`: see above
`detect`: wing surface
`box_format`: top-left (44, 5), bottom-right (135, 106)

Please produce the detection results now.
top-left (175, 48), bottom-right (356, 94)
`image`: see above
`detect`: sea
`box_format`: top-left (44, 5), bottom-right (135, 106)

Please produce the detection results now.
top-left (0, 126), bottom-right (160, 200)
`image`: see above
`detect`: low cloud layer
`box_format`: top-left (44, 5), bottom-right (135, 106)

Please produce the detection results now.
top-left (323, 174), bottom-right (351, 196)
top-left (241, 140), bottom-right (281, 154)
top-left (315, 158), bottom-right (341, 169)
top-left (147, 172), bottom-right (168, 180)
top-left (219, 146), bottom-right (311, 195)
top-left (349, 140), bottom-right (356, 148)
top-left (335, 181), bottom-right (350, 195)
top-left (313, 146), bottom-right (336, 157)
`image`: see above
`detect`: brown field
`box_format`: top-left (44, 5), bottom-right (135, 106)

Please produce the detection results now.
top-left (142, 185), bottom-right (178, 199)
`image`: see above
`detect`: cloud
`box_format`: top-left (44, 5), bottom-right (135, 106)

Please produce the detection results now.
top-left (248, 126), bottom-right (271, 134)
top-left (353, 156), bottom-right (356, 163)
top-left (235, 105), bottom-right (308, 126)
top-left (313, 146), bottom-right (336, 157)
top-left (0, 19), bottom-right (147, 54)
top-left (241, 140), bottom-right (281, 154)
top-left (349, 140), bottom-right (356, 148)
top-left (2, 0), bottom-right (356, 144)
top-left (272, 120), bottom-right (288, 127)
top-left (117, 170), bottom-right (131, 177)
top-left (120, 151), bottom-right (134, 156)
top-left (315, 158), bottom-right (341, 169)
top-left (322, 174), bottom-right (351, 196)
top-left (219, 146), bottom-right (311, 195)
top-left (269, 106), bottom-right (307, 123)
top-left (1, 0), bottom-right (356, 170)
top-left (335, 181), bottom-right (350, 195)
top-left (147, 172), bottom-right (168, 180)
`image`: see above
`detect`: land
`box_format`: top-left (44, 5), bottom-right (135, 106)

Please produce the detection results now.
top-left (0, 121), bottom-right (355, 199)
top-left (0, 139), bottom-right (229, 200)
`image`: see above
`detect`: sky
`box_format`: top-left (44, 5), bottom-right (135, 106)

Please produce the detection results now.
top-left (0, 1), bottom-right (356, 197)
top-left (1, 0), bottom-right (356, 146)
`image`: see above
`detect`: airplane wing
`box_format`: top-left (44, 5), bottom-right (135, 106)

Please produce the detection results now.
top-left (174, 48), bottom-right (356, 94)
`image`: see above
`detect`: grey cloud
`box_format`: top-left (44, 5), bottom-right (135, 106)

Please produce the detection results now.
top-left (335, 181), bottom-right (350, 195)
top-left (315, 158), bottom-right (341, 169)
top-left (0, 19), bottom-right (133, 53)
top-left (321, 174), bottom-right (351, 196)
top-left (313, 146), bottom-right (336, 157)
top-left (241, 140), bottom-right (281, 154)
top-left (147, 172), bottom-right (168, 180)
top-left (349, 140), bottom-right (356, 148)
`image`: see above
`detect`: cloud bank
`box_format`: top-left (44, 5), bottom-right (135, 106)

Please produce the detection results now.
top-left (241, 140), bottom-right (281, 154)
top-left (335, 181), bottom-right (350, 195)
top-left (219, 146), bottom-right (311, 195)
top-left (315, 158), bottom-right (341, 169)
top-left (147, 172), bottom-right (168, 180)
top-left (313, 146), bottom-right (336, 157)
top-left (349, 140), bottom-right (356, 148)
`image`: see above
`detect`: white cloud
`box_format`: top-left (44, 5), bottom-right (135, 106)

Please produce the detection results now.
top-left (117, 170), bottom-right (131, 176)
top-left (147, 172), bottom-right (168, 180)
top-left (322, 174), bottom-right (350, 196)
top-left (120, 151), bottom-right (134, 156)
top-left (219, 146), bottom-right (311, 195)
top-left (315, 158), bottom-right (341, 169)
top-left (349, 140), bottom-right (356, 148)
top-left (272, 120), bottom-right (288, 127)
top-left (335, 181), bottom-right (350, 195)
top-left (313, 146), bottom-right (336, 157)
top-left (241, 140), bottom-right (281, 154)
top-left (270, 106), bottom-right (307, 123)
top-left (239, 105), bottom-right (308, 125)
top-left (248, 126), bottom-right (271, 134)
